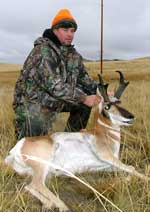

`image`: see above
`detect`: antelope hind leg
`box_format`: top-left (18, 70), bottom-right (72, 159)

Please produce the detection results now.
top-left (24, 165), bottom-right (69, 212)
top-left (25, 181), bottom-right (70, 211)
top-left (25, 184), bottom-right (54, 208)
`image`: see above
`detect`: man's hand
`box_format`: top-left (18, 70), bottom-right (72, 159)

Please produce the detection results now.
top-left (83, 95), bottom-right (101, 107)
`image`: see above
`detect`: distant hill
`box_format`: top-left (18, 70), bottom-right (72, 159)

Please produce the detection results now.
top-left (83, 56), bottom-right (150, 63)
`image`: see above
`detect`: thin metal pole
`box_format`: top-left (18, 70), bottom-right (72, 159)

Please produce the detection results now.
top-left (100, 0), bottom-right (103, 75)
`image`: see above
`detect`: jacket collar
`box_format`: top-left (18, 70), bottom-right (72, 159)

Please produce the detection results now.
top-left (43, 28), bottom-right (61, 48)
top-left (33, 29), bottom-right (75, 57)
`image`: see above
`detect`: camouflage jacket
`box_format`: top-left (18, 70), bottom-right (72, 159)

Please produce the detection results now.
top-left (13, 37), bottom-right (97, 111)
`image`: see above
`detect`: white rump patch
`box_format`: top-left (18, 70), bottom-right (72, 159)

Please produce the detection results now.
top-left (5, 138), bottom-right (33, 175)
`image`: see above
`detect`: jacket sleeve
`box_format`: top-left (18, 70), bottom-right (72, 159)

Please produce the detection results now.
top-left (39, 46), bottom-right (87, 104)
top-left (77, 56), bottom-right (97, 95)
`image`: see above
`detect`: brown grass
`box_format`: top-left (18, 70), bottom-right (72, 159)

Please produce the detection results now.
top-left (0, 57), bottom-right (150, 212)
top-left (86, 57), bottom-right (150, 81)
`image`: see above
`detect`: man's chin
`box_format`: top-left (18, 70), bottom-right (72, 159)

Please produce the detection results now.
top-left (63, 41), bottom-right (72, 46)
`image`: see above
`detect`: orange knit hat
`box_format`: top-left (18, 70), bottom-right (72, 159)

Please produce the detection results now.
top-left (51, 9), bottom-right (77, 30)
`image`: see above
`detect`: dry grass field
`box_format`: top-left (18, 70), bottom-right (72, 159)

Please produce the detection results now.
top-left (0, 57), bottom-right (150, 212)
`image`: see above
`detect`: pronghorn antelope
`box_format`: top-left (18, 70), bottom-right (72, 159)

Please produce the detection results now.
top-left (5, 71), bottom-right (150, 212)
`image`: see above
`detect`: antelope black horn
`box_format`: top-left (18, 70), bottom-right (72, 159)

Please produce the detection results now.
top-left (114, 71), bottom-right (129, 99)
top-left (97, 74), bottom-right (110, 102)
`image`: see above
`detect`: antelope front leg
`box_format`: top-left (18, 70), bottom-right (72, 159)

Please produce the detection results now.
top-left (101, 153), bottom-right (150, 181)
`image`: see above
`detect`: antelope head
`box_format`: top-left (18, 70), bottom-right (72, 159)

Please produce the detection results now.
top-left (97, 71), bottom-right (134, 126)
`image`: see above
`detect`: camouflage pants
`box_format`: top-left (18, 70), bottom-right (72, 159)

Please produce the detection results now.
top-left (14, 103), bottom-right (56, 140)
top-left (62, 103), bottom-right (91, 132)
top-left (14, 102), bottom-right (91, 140)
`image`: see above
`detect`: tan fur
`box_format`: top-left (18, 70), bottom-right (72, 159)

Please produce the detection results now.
top-left (25, 135), bottom-right (53, 143)
top-left (22, 135), bottom-right (54, 165)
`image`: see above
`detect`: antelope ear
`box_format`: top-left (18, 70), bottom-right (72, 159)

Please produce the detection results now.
top-left (96, 88), bottom-right (102, 98)
top-left (96, 88), bottom-right (104, 113)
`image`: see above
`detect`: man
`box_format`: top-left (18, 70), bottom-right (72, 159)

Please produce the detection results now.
top-left (13, 9), bottom-right (100, 139)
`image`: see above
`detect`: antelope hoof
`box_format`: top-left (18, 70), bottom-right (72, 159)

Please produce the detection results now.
top-left (128, 165), bottom-right (135, 172)
top-left (42, 209), bottom-right (50, 212)
top-left (42, 208), bottom-right (52, 212)
top-left (53, 208), bottom-right (60, 212)
top-left (42, 206), bottom-right (59, 212)
top-left (53, 208), bottom-right (73, 212)
top-left (42, 206), bottom-right (72, 212)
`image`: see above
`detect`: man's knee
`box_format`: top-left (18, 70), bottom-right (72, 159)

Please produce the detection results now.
top-left (14, 104), bottom-right (56, 139)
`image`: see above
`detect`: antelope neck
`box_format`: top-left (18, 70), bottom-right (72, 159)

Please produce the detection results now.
top-left (97, 118), bottom-right (120, 132)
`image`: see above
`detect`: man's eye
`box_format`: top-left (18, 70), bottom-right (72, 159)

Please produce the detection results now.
top-left (71, 29), bottom-right (75, 33)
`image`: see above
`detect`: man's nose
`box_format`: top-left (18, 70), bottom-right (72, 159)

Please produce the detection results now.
top-left (67, 31), bottom-right (74, 37)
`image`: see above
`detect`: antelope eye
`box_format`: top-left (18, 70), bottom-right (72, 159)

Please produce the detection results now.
top-left (105, 104), bottom-right (111, 110)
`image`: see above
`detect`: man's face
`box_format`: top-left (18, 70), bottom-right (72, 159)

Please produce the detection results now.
top-left (53, 27), bottom-right (75, 46)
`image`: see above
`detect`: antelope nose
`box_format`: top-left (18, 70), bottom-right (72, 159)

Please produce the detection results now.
top-left (129, 114), bottom-right (134, 119)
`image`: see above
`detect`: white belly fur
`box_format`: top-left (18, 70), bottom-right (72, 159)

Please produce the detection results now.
top-left (50, 132), bottom-right (112, 174)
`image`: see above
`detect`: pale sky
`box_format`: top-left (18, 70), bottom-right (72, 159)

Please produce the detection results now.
top-left (0, 0), bottom-right (150, 64)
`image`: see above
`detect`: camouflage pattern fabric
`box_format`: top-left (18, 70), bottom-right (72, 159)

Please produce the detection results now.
top-left (14, 102), bottom-right (56, 139)
top-left (13, 37), bottom-right (97, 139)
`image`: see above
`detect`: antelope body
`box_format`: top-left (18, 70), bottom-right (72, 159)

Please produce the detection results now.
top-left (5, 72), bottom-right (149, 212)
